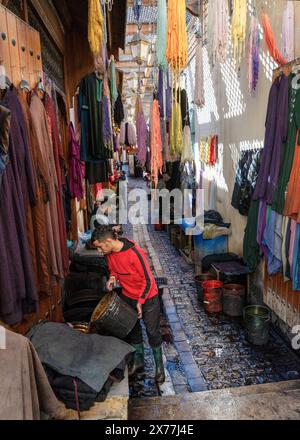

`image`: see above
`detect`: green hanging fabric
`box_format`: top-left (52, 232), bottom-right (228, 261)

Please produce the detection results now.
top-left (156, 0), bottom-right (167, 70)
top-left (109, 57), bottom-right (118, 103)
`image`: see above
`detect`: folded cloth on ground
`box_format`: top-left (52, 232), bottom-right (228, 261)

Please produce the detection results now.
top-left (203, 224), bottom-right (232, 239)
top-left (27, 322), bottom-right (134, 393)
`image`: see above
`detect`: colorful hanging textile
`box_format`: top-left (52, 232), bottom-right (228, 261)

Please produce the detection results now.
top-left (156, 0), bottom-right (167, 70)
top-left (181, 125), bottom-right (194, 163)
top-left (194, 35), bottom-right (205, 108)
top-left (210, 0), bottom-right (229, 65)
top-left (262, 13), bottom-right (287, 66)
top-left (170, 101), bottom-right (183, 156)
top-left (109, 57), bottom-right (118, 104)
top-left (166, 69), bottom-right (172, 120)
top-left (88, 0), bottom-right (104, 56)
top-left (248, 15), bottom-right (260, 95)
top-left (158, 68), bottom-right (165, 118)
top-left (166, 0), bottom-right (188, 72)
top-left (282, 1), bottom-right (294, 63)
top-left (231, 0), bottom-right (247, 65)
top-left (151, 100), bottom-right (163, 189)
top-left (69, 123), bottom-right (85, 201)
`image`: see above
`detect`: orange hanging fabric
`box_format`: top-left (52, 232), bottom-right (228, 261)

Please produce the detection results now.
top-left (166, 0), bottom-right (188, 72)
top-left (151, 100), bottom-right (163, 189)
top-left (262, 13), bottom-right (287, 66)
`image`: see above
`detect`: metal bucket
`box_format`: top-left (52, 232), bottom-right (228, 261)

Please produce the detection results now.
top-left (202, 280), bottom-right (223, 313)
top-left (243, 305), bottom-right (271, 346)
top-left (90, 292), bottom-right (138, 339)
top-left (223, 284), bottom-right (246, 317)
top-left (195, 274), bottom-right (216, 302)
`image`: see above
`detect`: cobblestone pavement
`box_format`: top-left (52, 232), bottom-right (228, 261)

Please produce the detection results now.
top-left (124, 177), bottom-right (300, 398)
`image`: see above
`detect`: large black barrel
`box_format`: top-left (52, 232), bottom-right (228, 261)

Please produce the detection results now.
top-left (90, 292), bottom-right (138, 339)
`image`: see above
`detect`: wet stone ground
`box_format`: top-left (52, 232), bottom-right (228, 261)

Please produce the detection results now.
top-left (123, 178), bottom-right (300, 397)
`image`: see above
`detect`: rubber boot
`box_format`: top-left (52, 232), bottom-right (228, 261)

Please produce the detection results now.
top-left (128, 343), bottom-right (144, 377)
top-left (152, 346), bottom-right (165, 384)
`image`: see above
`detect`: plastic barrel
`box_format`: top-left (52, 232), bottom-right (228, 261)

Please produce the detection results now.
top-left (202, 280), bottom-right (223, 313)
top-left (243, 305), bottom-right (271, 346)
top-left (90, 292), bottom-right (138, 339)
top-left (223, 284), bottom-right (246, 317)
top-left (195, 274), bottom-right (216, 302)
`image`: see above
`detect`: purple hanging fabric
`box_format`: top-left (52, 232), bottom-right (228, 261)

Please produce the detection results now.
top-left (102, 95), bottom-right (112, 144)
top-left (158, 68), bottom-right (165, 119)
top-left (136, 111), bottom-right (148, 167)
top-left (166, 68), bottom-right (172, 120)
top-left (69, 123), bottom-right (85, 201)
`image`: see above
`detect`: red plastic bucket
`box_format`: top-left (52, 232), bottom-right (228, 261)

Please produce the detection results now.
top-left (202, 280), bottom-right (223, 313)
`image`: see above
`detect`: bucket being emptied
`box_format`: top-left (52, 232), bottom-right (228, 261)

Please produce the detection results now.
top-left (90, 292), bottom-right (138, 339)
top-left (195, 273), bottom-right (216, 302)
top-left (223, 284), bottom-right (246, 317)
top-left (243, 305), bottom-right (271, 346)
top-left (202, 280), bottom-right (223, 313)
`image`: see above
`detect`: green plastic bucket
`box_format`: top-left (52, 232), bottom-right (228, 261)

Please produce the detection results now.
top-left (243, 305), bottom-right (271, 346)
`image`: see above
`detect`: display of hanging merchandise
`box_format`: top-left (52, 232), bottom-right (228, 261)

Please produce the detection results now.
top-left (156, 0), bottom-right (167, 70)
top-left (261, 13), bottom-right (287, 66)
top-left (109, 56), bottom-right (118, 104)
top-left (282, 1), bottom-right (295, 63)
top-left (248, 15), bottom-right (260, 95)
top-left (69, 123), bottom-right (85, 201)
top-left (231, 0), bottom-right (247, 66)
top-left (151, 100), bottom-right (163, 189)
top-left (208, 0), bottom-right (229, 66)
top-left (88, 0), bottom-right (104, 56)
top-left (166, 0), bottom-right (188, 72)
top-left (199, 136), bottom-right (218, 165)
top-left (170, 100), bottom-right (183, 157)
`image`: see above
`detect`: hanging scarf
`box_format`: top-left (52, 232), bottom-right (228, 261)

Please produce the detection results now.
top-left (109, 57), bottom-right (118, 103)
top-left (166, 0), bottom-right (188, 72)
top-left (151, 100), bottom-right (163, 189)
top-left (157, 0), bottom-right (167, 70)
top-left (282, 1), bottom-right (294, 63)
top-left (170, 101), bottom-right (183, 156)
top-left (194, 36), bottom-right (205, 108)
top-left (158, 68), bottom-right (165, 119)
top-left (262, 13), bottom-right (287, 66)
top-left (210, 0), bottom-right (229, 66)
top-left (231, 0), bottom-right (247, 65)
top-left (181, 125), bottom-right (193, 163)
top-left (248, 15), bottom-right (260, 95)
top-left (88, 0), bottom-right (104, 56)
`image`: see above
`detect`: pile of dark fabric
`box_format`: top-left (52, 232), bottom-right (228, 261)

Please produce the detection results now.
top-left (204, 210), bottom-right (231, 229)
top-left (27, 323), bottom-right (134, 412)
top-left (231, 149), bottom-right (262, 216)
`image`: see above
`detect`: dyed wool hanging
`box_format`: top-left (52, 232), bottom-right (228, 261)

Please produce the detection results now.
top-left (194, 35), bottom-right (205, 108)
top-left (151, 100), bottom-right (163, 189)
top-left (248, 15), bottom-right (260, 95)
top-left (166, 0), bottom-right (188, 72)
top-left (156, 0), bottom-right (167, 70)
top-left (282, 1), bottom-right (294, 62)
top-left (88, 0), bottom-right (104, 56)
top-left (262, 14), bottom-right (287, 66)
top-left (181, 125), bottom-right (194, 163)
top-left (231, 0), bottom-right (247, 65)
top-left (170, 101), bottom-right (183, 156)
top-left (109, 57), bottom-right (118, 104)
top-left (211, 0), bottom-right (229, 66)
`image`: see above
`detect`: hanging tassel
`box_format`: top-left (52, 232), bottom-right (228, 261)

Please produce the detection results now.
top-left (151, 100), bottom-right (163, 189)
top-left (88, 0), bottom-right (104, 56)
top-left (166, 0), bottom-right (188, 72)
top-left (262, 13), bottom-right (287, 66)
top-left (282, 1), bottom-right (294, 63)
top-left (170, 101), bottom-right (183, 156)
top-left (231, 0), bottom-right (247, 65)
top-left (209, 0), bottom-right (229, 66)
top-left (181, 125), bottom-right (194, 163)
top-left (194, 36), bottom-right (205, 108)
top-left (156, 0), bottom-right (167, 70)
top-left (248, 15), bottom-right (260, 95)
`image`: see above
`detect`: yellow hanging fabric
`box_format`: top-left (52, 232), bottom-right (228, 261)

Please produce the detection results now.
top-left (166, 0), bottom-right (188, 72)
top-left (88, 0), bottom-right (104, 56)
top-left (170, 101), bottom-right (183, 156)
top-left (231, 0), bottom-right (247, 65)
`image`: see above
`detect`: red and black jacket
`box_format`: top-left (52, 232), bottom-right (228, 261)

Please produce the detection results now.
top-left (106, 238), bottom-right (158, 304)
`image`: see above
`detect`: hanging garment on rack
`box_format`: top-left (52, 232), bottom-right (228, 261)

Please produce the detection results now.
top-left (69, 122), bottom-right (85, 201)
top-left (252, 74), bottom-right (289, 203)
top-left (262, 209), bottom-right (283, 275)
top-left (114, 91), bottom-right (124, 126)
top-left (272, 74), bottom-right (300, 214)
top-left (0, 88), bottom-right (38, 325)
top-left (0, 105), bottom-right (11, 188)
top-left (243, 200), bottom-right (260, 271)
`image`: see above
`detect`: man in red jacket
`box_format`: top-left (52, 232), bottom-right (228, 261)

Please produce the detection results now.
top-left (92, 225), bottom-right (165, 384)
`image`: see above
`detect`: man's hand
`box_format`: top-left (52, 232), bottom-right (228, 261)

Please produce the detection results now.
top-left (106, 276), bottom-right (116, 292)
top-left (137, 303), bottom-right (143, 320)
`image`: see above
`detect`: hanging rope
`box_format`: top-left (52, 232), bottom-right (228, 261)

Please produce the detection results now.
top-left (166, 0), bottom-right (188, 72)
top-left (156, 0), bottom-right (167, 70)
top-left (262, 13), bottom-right (287, 66)
top-left (88, 0), bottom-right (104, 56)
top-left (282, 1), bottom-right (294, 63)
top-left (151, 100), bottom-right (163, 189)
top-left (248, 15), bottom-right (260, 95)
top-left (231, 0), bottom-right (247, 65)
